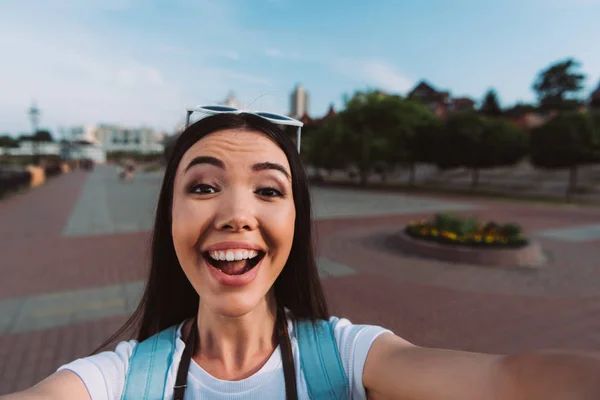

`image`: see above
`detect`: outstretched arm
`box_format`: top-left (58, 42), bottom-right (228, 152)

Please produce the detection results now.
top-left (363, 333), bottom-right (600, 400)
top-left (0, 370), bottom-right (91, 400)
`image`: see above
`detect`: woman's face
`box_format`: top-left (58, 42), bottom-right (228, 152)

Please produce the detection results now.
top-left (172, 129), bottom-right (296, 317)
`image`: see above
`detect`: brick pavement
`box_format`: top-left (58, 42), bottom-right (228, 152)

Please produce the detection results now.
top-left (2, 166), bottom-right (600, 394)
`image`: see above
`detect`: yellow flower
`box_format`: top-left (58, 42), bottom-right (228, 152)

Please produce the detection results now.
top-left (431, 229), bottom-right (439, 236)
top-left (485, 235), bottom-right (495, 243)
top-left (474, 235), bottom-right (482, 242)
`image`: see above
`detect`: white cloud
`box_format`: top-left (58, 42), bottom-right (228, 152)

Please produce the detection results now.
top-left (266, 48), bottom-right (284, 58)
top-left (156, 44), bottom-right (190, 56)
top-left (335, 59), bottom-right (413, 94)
top-left (221, 50), bottom-right (241, 61)
top-left (117, 64), bottom-right (165, 86)
top-left (0, 1), bottom-right (277, 134)
top-left (265, 47), bottom-right (302, 60)
top-left (542, 0), bottom-right (599, 7)
top-left (265, 0), bottom-right (286, 6)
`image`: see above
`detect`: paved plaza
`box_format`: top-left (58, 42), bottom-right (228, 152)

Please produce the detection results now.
top-left (1, 165), bottom-right (600, 394)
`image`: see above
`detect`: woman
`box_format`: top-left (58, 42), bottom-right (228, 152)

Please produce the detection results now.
top-left (4, 112), bottom-right (600, 400)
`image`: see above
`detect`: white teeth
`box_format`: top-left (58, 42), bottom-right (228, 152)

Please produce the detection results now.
top-left (208, 249), bottom-right (260, 261)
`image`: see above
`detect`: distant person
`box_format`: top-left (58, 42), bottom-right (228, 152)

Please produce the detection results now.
top-left (5, 110), bottom-right (600, 399)
top-left (118, 160), bottom-right (135, 181)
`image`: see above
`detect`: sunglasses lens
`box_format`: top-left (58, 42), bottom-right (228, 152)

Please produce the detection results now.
top-left (202, 105), bottom-right (238, 112)
top-left (256, 112), bottom-right (293, 121)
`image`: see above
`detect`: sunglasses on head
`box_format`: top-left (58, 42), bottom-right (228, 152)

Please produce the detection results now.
top-left (185, 105), bottom-right (304, 153)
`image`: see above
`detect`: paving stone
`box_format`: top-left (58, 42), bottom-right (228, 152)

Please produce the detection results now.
top-left (317, 257), bottom-right (357, 278)
top-left (536, 224), bottom-right (600, 242)
top-left (0, 298), bottom-right (20, 335)
top-left (3, 166), bottom-right (600, 395)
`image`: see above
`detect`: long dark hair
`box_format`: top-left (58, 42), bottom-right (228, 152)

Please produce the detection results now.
top-left (95, 113), bottom-right (328, 350)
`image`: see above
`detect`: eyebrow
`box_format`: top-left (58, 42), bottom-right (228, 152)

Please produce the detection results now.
top-left (184, 156), bottom-right (291, 180)
top-left (252, 162), bottom-right (291, 181)
top-left (184, 156), bottom-right (224, 173)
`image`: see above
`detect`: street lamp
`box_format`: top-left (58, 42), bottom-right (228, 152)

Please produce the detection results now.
top-left (28, 102), bottom-right (41, 165)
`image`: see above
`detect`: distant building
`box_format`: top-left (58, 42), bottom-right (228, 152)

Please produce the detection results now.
top-left (295, 103), bottom-right (337, 125)
top-left (504, 104), bottom-right (550, 131)
top-left (4, 139), bottom-right (107, 164)
top-left (75, 124), bottom-right (164, 154)
top-left (56, 124), bottom-right (165, 163)
top-left (223, 92), bottom-right (241, 109)
top-left (290, 84), bottom-right (309, 119)
top-left (407, 81), bottom-right (474, 117)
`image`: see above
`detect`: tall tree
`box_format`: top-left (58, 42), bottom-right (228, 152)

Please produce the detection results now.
top-left (0, 135), bottom-right (19, 157)
top-left (0, 135), bottom-right (19, 148)
top-left (530, 111), bottom-right (600, 201)
top-left (337, 91), bottom-right (401, 185)
top-left (532, 58), bottom-right (586, 111)
top-left (32, 130), bottom-right (54, 142)
top-left (434, 112), bottom-right (527, 188)
top-left (480, 89), bottom-right (502, 116)
top-left (397, 101), bottom-right (442, 186)
top-left (302, 117), bottom-right (346, 178)
top-left (590, 81), bottom-right (600, 110)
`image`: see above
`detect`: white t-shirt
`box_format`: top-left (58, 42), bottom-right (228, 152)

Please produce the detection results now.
top-left (58, 316), bottom-right (390, 400)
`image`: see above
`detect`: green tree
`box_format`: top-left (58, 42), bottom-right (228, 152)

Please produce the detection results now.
top-left (399, 102), bottom-right (442, 186)
top-left (530, 111), bottom-right (600, 200)
top-left (0, 135), bottom-right (19, 148)
top-left (0, 135), bottom-right (19, 157)
top-left (32, 130), bottom-right (54, 142)
top-left (302, 117), bottom-right (346, 178)
top-left (434, 112), bottom-right (527, 188)
top-left (590, 82), bottom-right (600, 110)
top-left (335, 91), bottom-right (443, 185)
top-left (337, 91), bottom-right (401, 185)
top-left (532, 58), bottom-right (586, 111)
top-left (480, 89), bottom-right (502, 116)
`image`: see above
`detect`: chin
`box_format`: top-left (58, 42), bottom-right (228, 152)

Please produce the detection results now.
top-left (209, 292), bottom-right (273, 318)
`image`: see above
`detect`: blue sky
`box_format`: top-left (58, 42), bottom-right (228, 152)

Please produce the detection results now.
top-left (1, 0), bottom-right (599, 135)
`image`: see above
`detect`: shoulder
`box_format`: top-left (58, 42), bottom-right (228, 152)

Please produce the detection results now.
top-left (327, 316), bottom-right (391, 352)
top-left (56, 323), bottom-right (185, 400)
top-left (56, 339), bottom-right (139, 400)
top-left (305, 315), bottom-right (393, 399)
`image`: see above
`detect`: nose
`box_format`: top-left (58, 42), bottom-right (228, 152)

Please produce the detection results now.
top-left (213, 190), bottom-right (258, 232)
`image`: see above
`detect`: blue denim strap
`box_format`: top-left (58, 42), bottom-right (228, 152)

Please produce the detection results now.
top-left (296, 320), bottom-right (349, 399)
top-left (121, 325), bottom-right (178, 400)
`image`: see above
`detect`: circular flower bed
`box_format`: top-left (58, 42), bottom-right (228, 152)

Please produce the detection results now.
top-left (404, 213), bottom-right (529, 249)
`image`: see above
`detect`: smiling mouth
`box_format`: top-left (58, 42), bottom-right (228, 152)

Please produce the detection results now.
top-left (203, 249), bottom-right (266, 276)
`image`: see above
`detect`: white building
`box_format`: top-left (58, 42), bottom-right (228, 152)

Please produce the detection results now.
top-left (5, 141), bottom-right (61, 157)
top-left (3, 140), bottom-right (107, 164)
top-left (67, 124), bottom-right (164, 154)
top-left (290, 84), bottom-right (309, 118)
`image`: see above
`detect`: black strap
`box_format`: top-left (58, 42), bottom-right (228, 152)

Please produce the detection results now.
top-left (173, 316), bottom-right (197, 400)
top-left (278, 307), bottom-right (299, 400)
top-left (174, 310), bottom-right (298, 400)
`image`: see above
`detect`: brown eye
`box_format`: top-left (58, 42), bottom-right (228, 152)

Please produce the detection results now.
top-left (256, 187), bottom-right (283, 197)
top-left (188, 184), bottom-right (218, 195)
